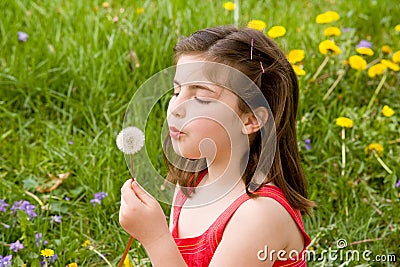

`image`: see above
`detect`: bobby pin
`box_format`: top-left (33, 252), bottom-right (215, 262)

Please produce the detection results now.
top-left (250, 38), bottom-right (254, 60)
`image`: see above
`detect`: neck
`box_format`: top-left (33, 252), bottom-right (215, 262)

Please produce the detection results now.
top-left (184, 143), bottom-right (247, 207)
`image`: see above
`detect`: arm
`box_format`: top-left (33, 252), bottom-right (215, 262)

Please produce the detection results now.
top-left (119, 179), bottom-right (187, 267)
top-left (209, 197), bottom-right (301, 267)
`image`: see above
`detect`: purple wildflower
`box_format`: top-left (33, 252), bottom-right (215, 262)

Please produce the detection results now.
top-left (17, 31), bottom-right (28, 42)
top-left (90, 198), bottom-right (101, 206)
top-left (341, 27), bottom-right (354, 33)
top-left (35, 233), bottom-right (48, 247)
top-left (305, 139), bottom-right (311, 151)
top-left (94, 192), bottom-right (108, 200)
top-left (90, 192), bottom-right (108, 206)
top-left (0, 255), bottom-right (12, 266)
top-left (50, 215), bottom-right (62, 223)
top-left (9, 240), bottom-right (24, 253)
top-left (356, 40), bottom-right (372, 48)
top-left (11, 200), bottom-right (37, 219)
top-left (39, 253), bottom-right (57, 266)
top-left (3, 224), bottom-right (10, 229)
top-left (0, 199), bottom-right (9, 212)
top-left (49, 253), bottom-right (57, 264)
top-left (395, 180), bottom-right (400, 188)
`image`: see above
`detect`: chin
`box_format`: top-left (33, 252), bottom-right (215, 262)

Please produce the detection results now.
top-left (171, 145), bottom-right (200, 160)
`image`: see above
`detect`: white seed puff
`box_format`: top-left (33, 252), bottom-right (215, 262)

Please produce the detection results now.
top-left (116, 127), bottom-right (145, 154)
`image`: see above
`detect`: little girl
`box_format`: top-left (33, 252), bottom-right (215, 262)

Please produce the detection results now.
top-left (119, 25), bottom-right (315, 266)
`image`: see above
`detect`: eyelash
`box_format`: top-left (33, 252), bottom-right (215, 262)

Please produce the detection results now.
top-left (172, 93), bottom-right (211, 104)
top-left (194, 97), bottom-right (211, 104)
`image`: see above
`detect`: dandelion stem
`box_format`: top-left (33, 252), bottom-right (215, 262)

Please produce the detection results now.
top-left (373, 151), bottom-right (393, 174)
top-left (323, 70), bottom-right (345, 100)
top-left (388, 138), bottom-right (400, 144)
top-left (352, 70), bottom-right (361, 93)
top-left (366, 73), bottom-right (387, 112)
top-left (119, 154), bottom-right (136, 267)
top-left (366, 57), bottom-right (382, 68)
top-left (130, 154), bottom-right (135, 181)
top-left (341, 128), bottom-right (346, 176)
top-left (234, 0), bottom-right (239, 26)
top-left (89, 246), bottom-right (113, 267)
top-left (24, 190), bottom-right (44, 207)
top-left (311, 55), bottom-right (330, 82)
top-left (118, 237), bottom-right (134, 267)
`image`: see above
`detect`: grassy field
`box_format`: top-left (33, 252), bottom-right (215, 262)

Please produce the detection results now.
top-left (1, 0), bottom-right (399, 266)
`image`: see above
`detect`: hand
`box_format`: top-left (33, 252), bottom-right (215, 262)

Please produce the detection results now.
top-left (119, 179), bottom-right (170, 247)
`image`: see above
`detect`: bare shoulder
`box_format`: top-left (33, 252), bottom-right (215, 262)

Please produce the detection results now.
top-left (228, 197), bottom-right (297, 247)
top-left (209, 197), bottom-right (304, 267)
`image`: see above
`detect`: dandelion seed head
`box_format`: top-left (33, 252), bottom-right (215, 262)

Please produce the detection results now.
top-left (116, 127), bottom-right (145, 154)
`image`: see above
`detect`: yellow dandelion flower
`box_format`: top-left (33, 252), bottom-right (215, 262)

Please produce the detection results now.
top-left (356, 47), bottom-right (374, 56)
top-left (287, 49), bottom-right (305, 64)
top-left (319, 40), bottom-right (341, 55)
top-left (392, 51), bottom-right (400, 63)
top-left (368, 63), bottom-right (387, 78)
top-left (381, 45), bottom-right (392, 54)
top-left (223, 1), bottom-right (235, 11)
top-left (292, 65), bottom-right (306, 76)
top-left (124, 256), bottom-right (134, 267)
top-left (267, 26), bottom-right (286, 38)
top-left (136, 7), bottom-right (144, 14)
top-left (336, 117), bottom-right (353, 128)
top-left (381, 59), bottom-right (400, 71)
top-left (365, 143), bottom-right (384, 156)
top-left (325, 11), bottom-right (340, 21)
top-left (68, 263), bottom-right (79, 267)
top-left (323, 26), bottom-right (341, 37)
top-left (101, 2), bottom-right (110, 8)
top-left (82, 240), bottom-right (91, 247)
top-left (316, 11), bottom-right (340, 24)
top-left (349, 55), bottom-right (367, 70)
top-left (382, 105), bottom-right (395, 117)
top-left (247, 20), bottom-right (267, 31)
top-left (41, 248), bottom-right (55, 257)
top-left (395, 24), bottom-right (400, 32)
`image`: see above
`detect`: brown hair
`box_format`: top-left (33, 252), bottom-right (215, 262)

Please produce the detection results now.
top-left (163, 25), bottom-right (315, 215)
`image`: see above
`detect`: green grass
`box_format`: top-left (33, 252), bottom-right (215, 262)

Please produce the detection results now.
top-left (1, 0), bottom-right (399, 266)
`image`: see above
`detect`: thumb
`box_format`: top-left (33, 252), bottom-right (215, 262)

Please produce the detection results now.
top-left (131, 181), bottom-right (155, 204)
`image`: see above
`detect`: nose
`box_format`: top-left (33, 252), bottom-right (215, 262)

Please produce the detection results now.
top-left (168, 94), bottom-right (186, 118)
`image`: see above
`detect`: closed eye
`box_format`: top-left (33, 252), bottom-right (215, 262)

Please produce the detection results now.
top-left (194, 97), bottom-right (211, 104)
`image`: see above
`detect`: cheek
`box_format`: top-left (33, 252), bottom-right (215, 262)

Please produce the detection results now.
top-left (187, 119), bottom-right (231, 148)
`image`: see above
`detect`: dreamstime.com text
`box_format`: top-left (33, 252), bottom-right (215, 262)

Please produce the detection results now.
top-left (257, 239), bottom-right (397, 263)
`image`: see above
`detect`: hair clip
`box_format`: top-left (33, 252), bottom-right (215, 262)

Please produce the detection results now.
top-left (260, 61), bottom-right (265, 73)
top-left (250, 38), bottom-right (254, 60)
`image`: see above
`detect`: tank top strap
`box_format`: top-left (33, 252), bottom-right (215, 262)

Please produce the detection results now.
top-left (207, 185), bottom-right (310, 251)
top-left (171, 170), bottom-right (208, 238)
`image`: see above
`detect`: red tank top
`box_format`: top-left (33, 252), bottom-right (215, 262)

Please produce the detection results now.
top-left (172, 172), bottom-right (311, 267)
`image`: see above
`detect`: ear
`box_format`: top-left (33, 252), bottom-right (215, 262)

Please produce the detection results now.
top-left (241, 107), bottom-right (269, 135)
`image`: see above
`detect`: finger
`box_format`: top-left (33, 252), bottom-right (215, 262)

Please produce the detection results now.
top-left (131, 180), bottom-right (155, 204)
top-left (121, 179), bottom-right (142, 206)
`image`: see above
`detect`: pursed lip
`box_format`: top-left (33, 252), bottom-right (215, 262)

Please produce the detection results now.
top-left (169, 126), bottom-right (185, 139)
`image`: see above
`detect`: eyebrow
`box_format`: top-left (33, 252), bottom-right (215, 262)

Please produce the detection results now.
top-left (173, 80), bottom-right (217, 94)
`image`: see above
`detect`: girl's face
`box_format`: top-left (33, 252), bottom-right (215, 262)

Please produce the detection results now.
top-left (167, 55), bottom-right (248, 161)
